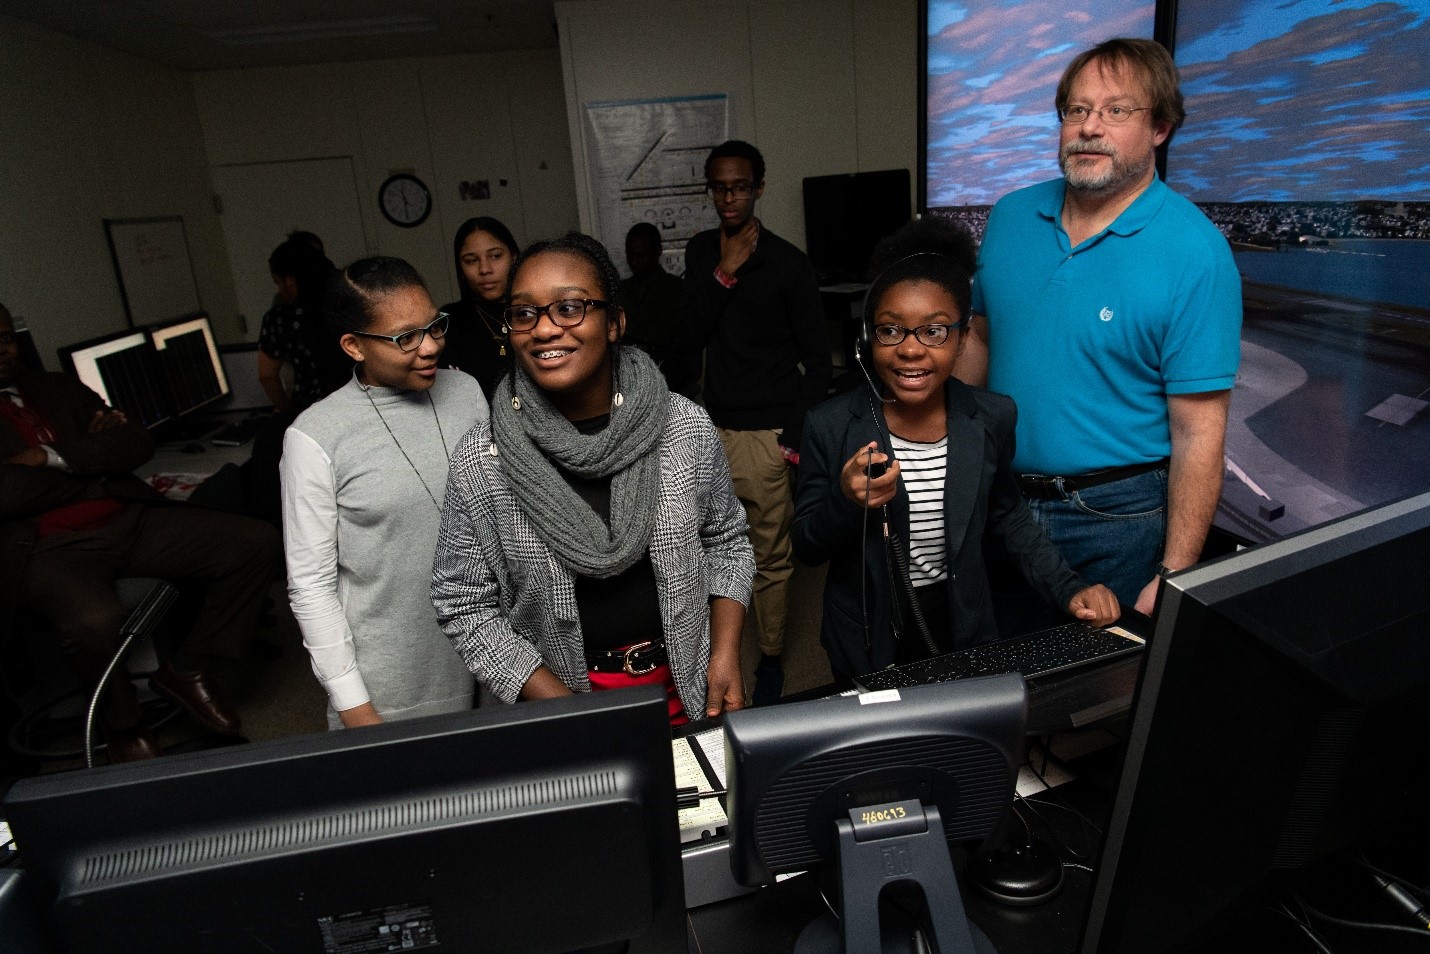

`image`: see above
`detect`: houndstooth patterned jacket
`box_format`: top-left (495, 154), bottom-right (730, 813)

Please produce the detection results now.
top-left (432, 394), bottom-right (754, 715)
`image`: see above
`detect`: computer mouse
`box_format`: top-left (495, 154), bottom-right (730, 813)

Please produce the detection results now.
top-left (966, 835), bottom-right (1064, 906)
top-left (181, 442), bottom-right (206, 454)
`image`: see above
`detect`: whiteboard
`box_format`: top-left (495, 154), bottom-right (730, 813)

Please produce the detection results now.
top-left (104, 216), bottom-right (204, 327)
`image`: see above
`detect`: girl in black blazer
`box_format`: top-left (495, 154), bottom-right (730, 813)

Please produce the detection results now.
top-left (792, 219), bottom-right (1118, 679)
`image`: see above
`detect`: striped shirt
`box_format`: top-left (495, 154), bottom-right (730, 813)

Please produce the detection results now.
top-left (890, 432), bottom-right (948, 586)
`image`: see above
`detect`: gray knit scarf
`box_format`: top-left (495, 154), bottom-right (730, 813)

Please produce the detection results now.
top-left (492, 346), bottom-right (668, 578)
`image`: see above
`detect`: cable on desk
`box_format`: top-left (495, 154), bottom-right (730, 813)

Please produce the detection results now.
top-left (1294, 890), bottom-right (1430, 940)
top-left (1269, 902), bottom-right (1338, 954)
top-left (1024, 739), bottom-right (1106, 841)
top-left (1351, 850), bottom-right (1430, 899)
top-left (1015, 752), bottom-right (1102, 864)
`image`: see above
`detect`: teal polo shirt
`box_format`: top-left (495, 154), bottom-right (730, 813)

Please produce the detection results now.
top-left (971, 176), bottom-right (1242, 475)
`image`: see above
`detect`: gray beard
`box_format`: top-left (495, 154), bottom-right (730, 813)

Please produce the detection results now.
top-left (1060, 142), bottom-right (1151, 195)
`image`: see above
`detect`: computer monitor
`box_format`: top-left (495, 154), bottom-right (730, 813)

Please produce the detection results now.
top-left (1081, 491), bottom-right (1430, 954)
top-left (218, 343), bottom-right (271, 412)
top-left (148, 314), bottom-right (230, 417)
top-left (56, 329), bottom-right (171, 429)
top-left (725, 673), bottom-right (1026, 952)
top-left (4, 687), bottom-right (688, 954)
top-left (803, 169), bottom-right (912, 284)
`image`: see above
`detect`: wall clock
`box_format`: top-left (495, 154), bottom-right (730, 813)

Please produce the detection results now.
top-left (378, 173), bottom-right (432, 228)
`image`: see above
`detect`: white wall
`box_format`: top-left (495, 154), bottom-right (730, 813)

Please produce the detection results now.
top-left (192, 48), bottom-right (580, 310)
top-left (0, 2), bottom-right (908, 360)
top-left (0, 16), bottom-right (238, 365)
top-left (554, 0), bottom-right (917, 250)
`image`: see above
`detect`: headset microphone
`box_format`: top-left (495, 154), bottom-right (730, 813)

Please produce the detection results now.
top-left (853, 340), bottom-right (896, 405)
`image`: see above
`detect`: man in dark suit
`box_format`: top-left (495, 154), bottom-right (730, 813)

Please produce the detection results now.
top-left (0, 303), bottom-right (280, 761)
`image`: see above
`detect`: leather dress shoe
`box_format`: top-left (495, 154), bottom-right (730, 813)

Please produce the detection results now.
top-left (149, 663), bottom-right (243, 736)
top-left (102, 723), bottom-right (161, 763)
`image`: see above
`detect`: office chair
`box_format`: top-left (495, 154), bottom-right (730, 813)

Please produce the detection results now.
top-left (3, 579), bottom-right (180, 766)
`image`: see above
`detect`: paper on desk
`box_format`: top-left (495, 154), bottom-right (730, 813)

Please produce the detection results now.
top-left (1016, 756), bottom-right (1075, 796)
top-left (673, 737), bottom-right (727, 842)
top-left (691, 727), bottom-right (727, 787)
top-left (147, 473), bottom-right (209, 500)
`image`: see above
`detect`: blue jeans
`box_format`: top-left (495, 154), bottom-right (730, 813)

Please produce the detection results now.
top-left (1029, 468), bottom-right (1168, 607)
top-left (990, 469), bottom-right (1167, 634)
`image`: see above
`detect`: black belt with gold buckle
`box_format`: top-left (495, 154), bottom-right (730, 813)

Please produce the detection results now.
top-left (586, 640), bottom-right (668, 676)
top-left (1017, 459), bottom-right (1168, 501)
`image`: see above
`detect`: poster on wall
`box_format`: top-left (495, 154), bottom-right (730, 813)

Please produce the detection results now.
top-left (922, 0), bottom-right (1156, 236)
top-left (1168, 0), bottom-right (1430, 542)
top-left (103, 216), bottom-right (204, 328)
top-left (582, 94), bottom-right (729, 276)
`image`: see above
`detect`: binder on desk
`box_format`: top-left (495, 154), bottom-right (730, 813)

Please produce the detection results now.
top-left (673, 725), bottom-right (759, 909)
top-left (673, 727), bottom-right (727, 843)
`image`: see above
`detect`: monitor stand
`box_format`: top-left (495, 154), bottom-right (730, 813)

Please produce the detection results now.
top-left (795, 801), bottom-right (997, 954)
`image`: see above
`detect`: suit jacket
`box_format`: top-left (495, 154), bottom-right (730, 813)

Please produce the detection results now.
top-left (792, 380), bottom-right (1085, 677)
top-left (0, 369), bottom-right (161, 628)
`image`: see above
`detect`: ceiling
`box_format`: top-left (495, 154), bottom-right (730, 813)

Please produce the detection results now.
top-left (0, 0), bottom-right (562, 72)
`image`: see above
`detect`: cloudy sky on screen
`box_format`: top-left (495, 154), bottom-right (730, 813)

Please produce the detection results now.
top-left (1170, 0), bottom-right (1430, 202)
top-left (925, 0), bottom-right (1429, 207)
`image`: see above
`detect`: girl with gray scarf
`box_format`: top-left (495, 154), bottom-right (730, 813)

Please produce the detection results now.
top-left (433, 233), bottom-right (754, 723)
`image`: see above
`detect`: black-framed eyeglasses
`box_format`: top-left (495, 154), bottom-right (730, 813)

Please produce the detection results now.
top-left (706, 181), bottom-right (755, 199)
top-left (872, 323), bottom-right (962, 347)
top-left (1058, 104), bottom-right (1152, 126)
top-left (352, 312), bottom-right (449, 352)
top-left (503, 299), bottom-right (607, 333)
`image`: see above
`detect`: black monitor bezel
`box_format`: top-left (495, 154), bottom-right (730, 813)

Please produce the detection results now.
top-left (5, 687), bottom-right (689, 954)
top-left (1080, 491), bottom-right (1430, 953)
top-left (145, 312), bottom-right (231, 418)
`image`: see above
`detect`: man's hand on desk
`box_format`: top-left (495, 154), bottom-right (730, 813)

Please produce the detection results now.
top-left (1067, 584), bottom-right (1119, 628)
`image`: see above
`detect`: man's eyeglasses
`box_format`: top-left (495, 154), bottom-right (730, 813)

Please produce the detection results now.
top-left (706, 182), bottom-right (755, 199)
top-left (503, 299), bottom-right (608, 333)
top-left (872, 323), bottom-right (962, 347)
top-left (1058, 104), bottom-right (1152, 126)
top-left (352, 312), bottom-right (449, 352)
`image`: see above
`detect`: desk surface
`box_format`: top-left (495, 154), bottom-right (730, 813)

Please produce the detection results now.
top-left (136, 410), bottom-right (266, 497)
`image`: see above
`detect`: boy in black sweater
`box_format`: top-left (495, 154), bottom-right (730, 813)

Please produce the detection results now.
top-left (683, 140), bottom-right (831, 704)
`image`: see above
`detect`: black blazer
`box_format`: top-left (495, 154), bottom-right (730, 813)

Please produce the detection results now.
top-left (793, 379), bottom-right (1084, 678)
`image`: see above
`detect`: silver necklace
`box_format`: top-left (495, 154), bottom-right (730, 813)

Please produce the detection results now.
top-left (363, 384), bottom-right (448, 514)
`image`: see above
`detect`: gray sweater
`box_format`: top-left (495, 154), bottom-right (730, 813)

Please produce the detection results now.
top-left (283, 369), bottom-right (488, 728)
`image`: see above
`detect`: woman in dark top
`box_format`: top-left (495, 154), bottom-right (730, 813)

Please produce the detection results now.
top-left (432, 233), bottom-right (754, 725)
top-left (792, 218), bottom-right (1119, 679)
top-left (439, 217), bottom-right (519, 400)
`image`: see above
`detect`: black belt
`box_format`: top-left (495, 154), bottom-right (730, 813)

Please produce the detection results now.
top-left (1017, 459), bottom-right (1168, 500)
top-left (586, 640), bottom-right (668, 676)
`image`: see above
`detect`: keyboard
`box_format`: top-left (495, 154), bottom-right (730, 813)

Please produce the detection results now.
top-left (164, 418), bottom-right (224, 443)
top-left (853, 621), bottom-right (1146, 692)
top-left (209, 416), bottom-right (267, 446)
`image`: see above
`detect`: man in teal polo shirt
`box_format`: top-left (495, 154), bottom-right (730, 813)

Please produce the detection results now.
top-left (956, 38), bottom-right (1241, 620)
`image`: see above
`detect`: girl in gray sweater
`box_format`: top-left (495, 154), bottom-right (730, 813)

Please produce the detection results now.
top-left (282, 257), bottom-right (489, 729)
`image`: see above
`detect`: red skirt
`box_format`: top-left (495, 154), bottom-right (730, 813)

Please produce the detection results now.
top-left (587, 662), bottom-right (689, 727)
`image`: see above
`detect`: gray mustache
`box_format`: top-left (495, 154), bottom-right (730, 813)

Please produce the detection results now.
top-left (1061, 142), bottom-right (1116, 160)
